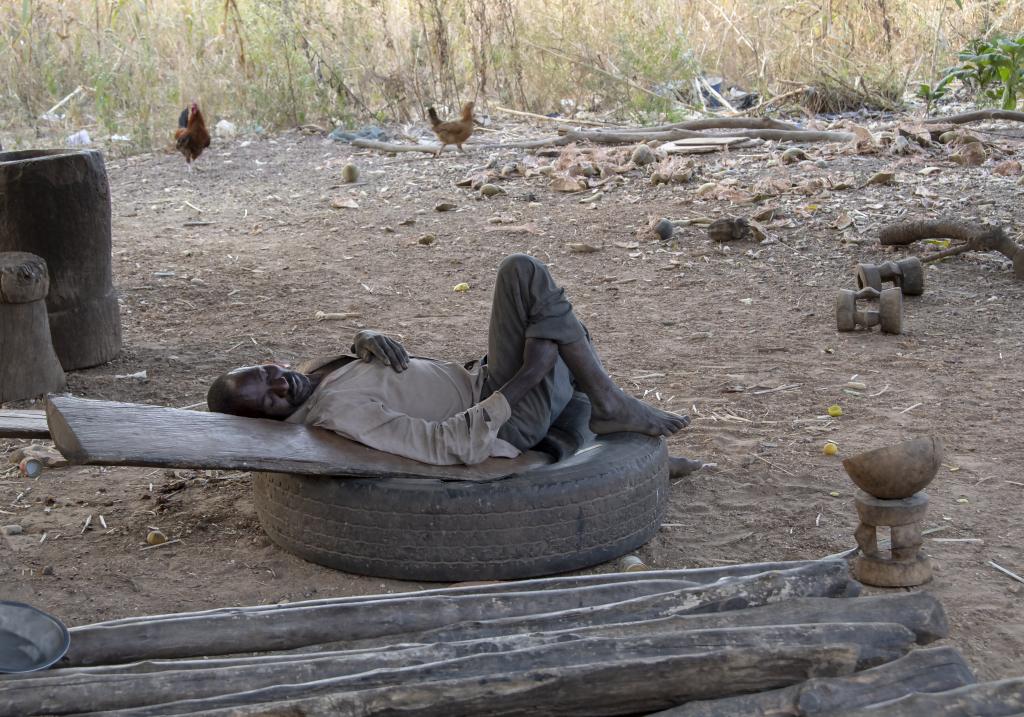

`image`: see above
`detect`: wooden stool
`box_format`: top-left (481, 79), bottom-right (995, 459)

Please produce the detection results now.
top-left (0, 252), bottom-right (66, 402)
top-left (852, 491), bottom-right (932, 587)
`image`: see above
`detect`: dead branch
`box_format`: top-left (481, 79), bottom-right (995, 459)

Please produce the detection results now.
top-left (479, 127), bottom-right (854, 150)
top-left (879, 220), bottom-right (1024, 280)
top-left (351, 139), bottom-right (443, 154)
top-left (634, 117), bottom-right (800, 132)
top-left (923, 110), bottom-right (1024, 125)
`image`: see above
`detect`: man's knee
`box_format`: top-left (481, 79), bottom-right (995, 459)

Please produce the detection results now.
top-left (497, 253), bottom-right (542, 283)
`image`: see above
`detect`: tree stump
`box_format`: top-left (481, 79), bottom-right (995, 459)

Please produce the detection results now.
top-left (0, 252), bottom-right (65, 402)
top-left (0, 149), bottom-right (121, 369)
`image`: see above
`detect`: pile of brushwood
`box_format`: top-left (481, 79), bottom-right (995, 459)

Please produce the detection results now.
top-left (2, 558), bottom-right (1022, 716)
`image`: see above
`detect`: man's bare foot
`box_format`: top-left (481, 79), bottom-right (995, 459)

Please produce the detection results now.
top-left (668, 456), bottom-right (704, 479)
top-left (589, 391), bottom-right (690, 437)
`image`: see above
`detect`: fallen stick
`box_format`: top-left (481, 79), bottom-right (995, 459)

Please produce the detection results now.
top-left (649, 646), bottom-right (974, 717)
top-left (1, 624), bottom-right (914, 715)
top-left (491, 106), bottom-right (613, 127)
top-left (922, 109), bottom-right (1024, 125)
top-left (878, 219), bottom-right (1024, 280)
top-left (636, 117), bottom-right (799, 132)
top-left (80, 644), bottom-right (863, 717)
top-left (350, 139), bottom-right (444, 154)
top-left (479, 127), bottom-right (855, 150)
top-left (61, 562), bottom-right (854, 666)
top-left (77, 558), bottom-right (834, 629)
top-left (830, 677), bottom-right (1024, 716)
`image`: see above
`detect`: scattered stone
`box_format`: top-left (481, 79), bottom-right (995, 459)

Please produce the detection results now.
top-left (653, 218), bottom-right (674, 241)
top-left (579, 192), bottom-right (603, 204)
top-left (417, 234), bottom-right (436, 246)
top-left (780, 147), bottom-right (808, 164)
top-left (568, 243), bottom-right (600, 253)
top-left (630, 144), bottom-right (656, 166)
top-left (341, 163), bottom-right (360, 183)
top-left (2, 524), bottom-right (24, 536)
top-left (992, 160), bottom-right (1022, 177)
top-left (550, 176), bottom-right (586, 193)
top-left (434, 201), bottom-right (457, 212)
top-left (865, 171), bottom-right (896, 186)
top-left (479, 183), bottom-right (504, 197)
top-left (951, 142), bottom-right (986, 166)
top-left (214, 119), bottom-right (237, 140)
top-left (41, 565), bottom-right (54, 576)
top-left (146, 529), bottom-right (167, 545)
top-left (330, 197), bottom-right (359, 209)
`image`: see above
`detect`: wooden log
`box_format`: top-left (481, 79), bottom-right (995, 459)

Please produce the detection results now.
top-left (830, 677), bottom-right (1024, 716)
top-left (478, 127), bottom-right (855, 150)
top-left (0, 148), bottom-right (121, 369)
top-left (649, 646), bottom-right (975, 716)
top-left (0, 409), bottom-right (49, 439)
top-left (61, 562), bottom-right (853, 666)
top-left (45, 395), bottom-right (550, 480)
top-left (77, 559), bottom-right (835, 629)
top-left (74, 644), bottom-right (864, 717)
top-left (0, 252), bottom-right (65, 402)
top-left (26, 621), bottom-right (911, 683)
top-left (0, 624), bottom-right (914, 715)
top-left (346, 591), bottom-right (947, 652)
top-left (878, 219), bottom-right (1024, 280)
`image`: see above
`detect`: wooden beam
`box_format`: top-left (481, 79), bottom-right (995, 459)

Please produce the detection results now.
top-left (0, 409), bottom-right (49, 439)
top-left (830, 677), bottom-right (1024, 716)
top-left (45, 396), bottom-right (550, 481)
top-left (651, 646), bottom-right (975, 716)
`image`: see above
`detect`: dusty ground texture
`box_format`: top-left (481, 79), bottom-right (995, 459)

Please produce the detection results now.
top-left (2, 117), bottom-right (1022, 680)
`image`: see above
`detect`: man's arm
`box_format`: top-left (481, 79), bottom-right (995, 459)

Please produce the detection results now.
top-left (351, 330), bottom-right (409, 372)
top-left (308, 393), bottom-right (517, 466)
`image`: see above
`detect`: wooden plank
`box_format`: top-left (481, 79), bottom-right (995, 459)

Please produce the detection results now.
top-left (0, 624), bottom-right (913, 715)
top-left (45, 396), bottom-right (550, 481)
top-left (651, 646), bottom-right (975, 716)
top-left (0, 409), bottom-right (49, 439)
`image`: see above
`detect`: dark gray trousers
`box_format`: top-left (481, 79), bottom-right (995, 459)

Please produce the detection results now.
top-left (480, 254), bottom-right (589, 451)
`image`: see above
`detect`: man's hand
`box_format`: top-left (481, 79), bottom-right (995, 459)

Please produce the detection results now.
top-left (352, 330), bottom-right (409, 372)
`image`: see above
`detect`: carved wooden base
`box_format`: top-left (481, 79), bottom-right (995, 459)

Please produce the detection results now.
top-left (853, 491), bottom-right (932, 587)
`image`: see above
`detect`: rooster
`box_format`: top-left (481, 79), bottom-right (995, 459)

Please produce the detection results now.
top-left (426, 102), bottom-right (475, 156)
top-left (175, 102), bottom-right (211, 171)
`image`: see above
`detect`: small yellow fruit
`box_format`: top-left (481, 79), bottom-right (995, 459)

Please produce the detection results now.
top-left (146, 530), bottom-right (167, 545)
top-left (453, 282), bottom-right (470, 293)
top-left (828, 404), bottom-right (843, 417)
top-left (823, 442), bottom-right (839, 456)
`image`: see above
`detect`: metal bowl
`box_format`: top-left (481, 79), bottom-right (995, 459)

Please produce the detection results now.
top-left (842, 437), bottom-right (943, 499)
top-left (0, 601), bottom-right (70, 673)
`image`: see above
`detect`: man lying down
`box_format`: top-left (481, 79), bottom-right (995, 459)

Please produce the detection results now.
top-left (207, 254), bottom-right (703, 475)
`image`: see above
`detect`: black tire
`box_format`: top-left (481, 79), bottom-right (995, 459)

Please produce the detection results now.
top-left (253, 433), bottom-right (668, 581)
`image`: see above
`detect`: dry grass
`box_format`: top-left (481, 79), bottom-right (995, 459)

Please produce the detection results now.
top-left (2, 0), bottom-right (1023, 151)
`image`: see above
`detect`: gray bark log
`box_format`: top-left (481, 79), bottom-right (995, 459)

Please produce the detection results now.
top-left (62, 561), bottom-right (853, 666)
top-left (76, 644), bottom-right (864, 717)
top-left (831, 677), bottom-right (1024, 716)
top-left (0, 624), bottom-right (914, 715)
top-left (0, 409), bottom-right (49, 439)
top-left (649, 646), bottom-right (975, 716)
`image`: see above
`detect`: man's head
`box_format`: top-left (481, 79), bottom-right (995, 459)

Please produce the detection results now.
top-left (207, 364), bottom-right (314, 419)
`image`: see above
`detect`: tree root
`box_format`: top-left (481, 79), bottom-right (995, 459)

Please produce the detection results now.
top-left (923, 110), bottom-right (1024, 126)
top-left (879, 220), bottom-right (1024, 280)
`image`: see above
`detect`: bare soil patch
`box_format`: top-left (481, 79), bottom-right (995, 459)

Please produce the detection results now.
top-left (2, 123), bottom-right (1022, 679)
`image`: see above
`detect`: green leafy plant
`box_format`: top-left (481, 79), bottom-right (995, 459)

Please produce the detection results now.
top-left (921, 35), bottom-right (1024, 111)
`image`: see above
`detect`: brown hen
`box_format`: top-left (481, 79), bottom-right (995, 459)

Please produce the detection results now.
top-left (426, 102), bottom-right (475, 156)
top-left (174, 102), bottom-right (211, 171)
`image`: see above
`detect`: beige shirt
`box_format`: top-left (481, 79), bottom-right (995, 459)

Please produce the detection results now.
top-left (286, 357), bottom-right (519, 466)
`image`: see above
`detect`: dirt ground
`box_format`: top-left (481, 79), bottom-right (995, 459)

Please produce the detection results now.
top-left (2, 118), bottom-right (1022, 680)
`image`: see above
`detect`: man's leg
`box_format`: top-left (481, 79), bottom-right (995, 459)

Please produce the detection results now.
top-left (483, 255), bottom-right (580, 450)
top-left (484, 254), bottom-right (688, 449)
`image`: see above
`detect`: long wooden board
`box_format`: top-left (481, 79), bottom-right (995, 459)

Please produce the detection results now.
top-left (45, 396), bottom-right (550, 481)
top-left (0, 409), bottom-right (49, 439)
